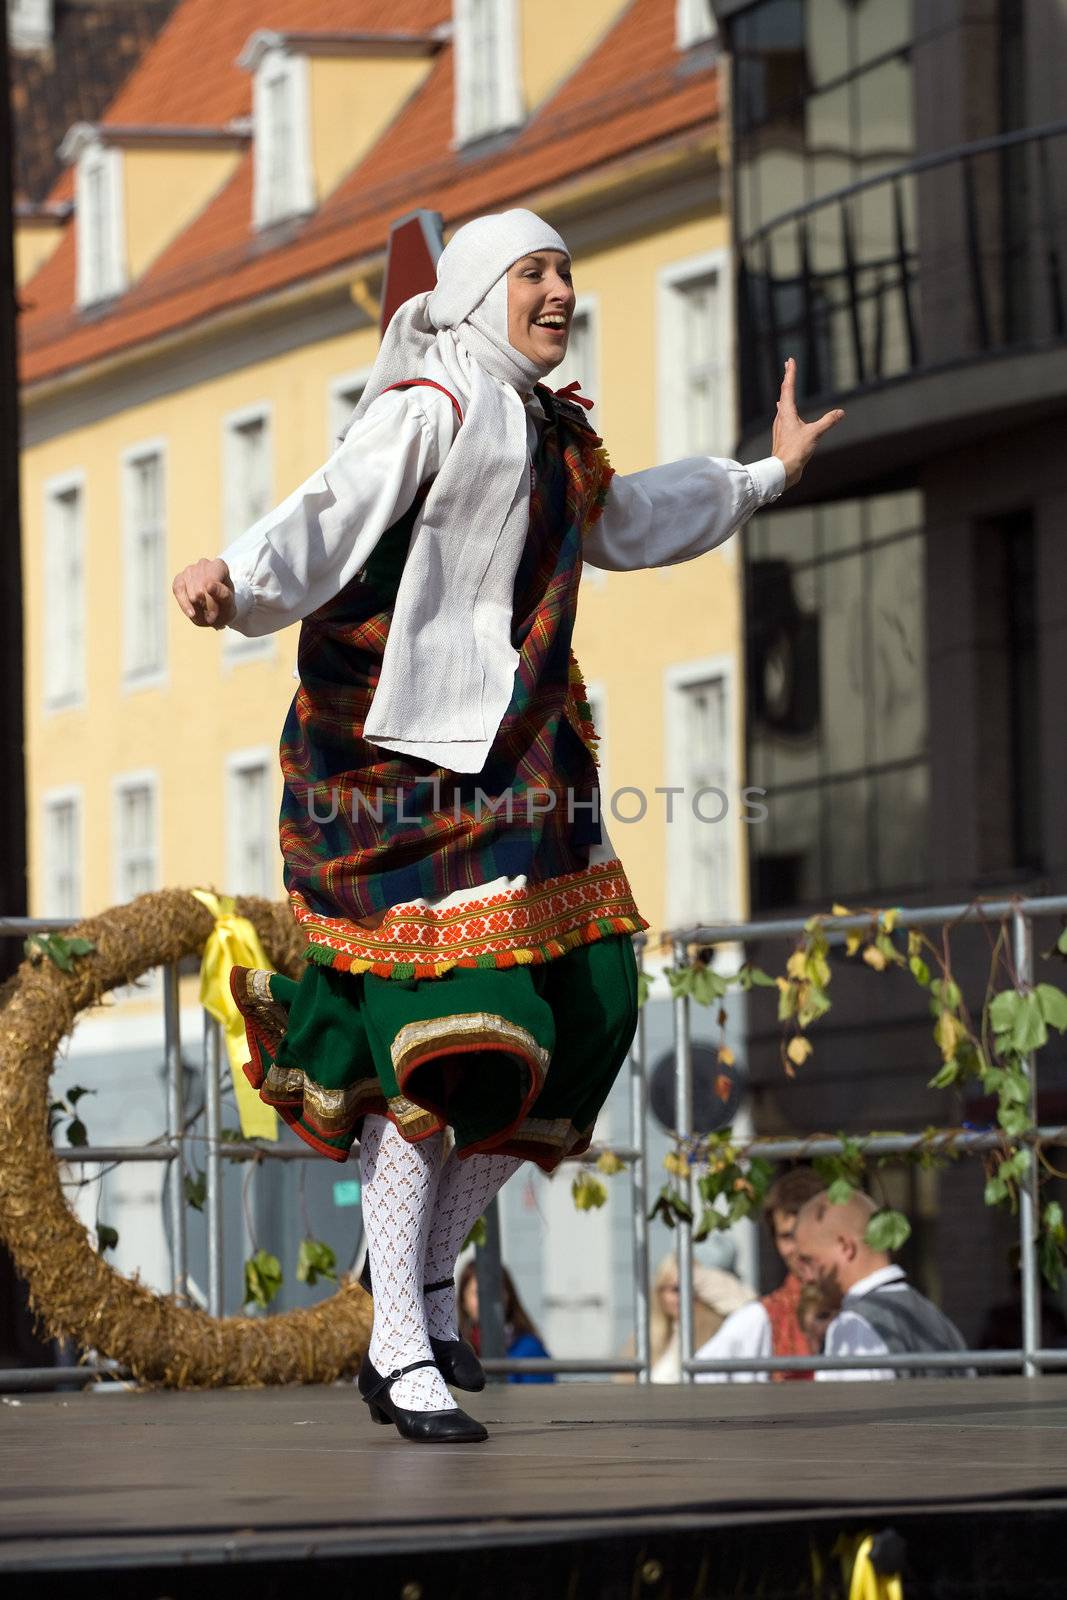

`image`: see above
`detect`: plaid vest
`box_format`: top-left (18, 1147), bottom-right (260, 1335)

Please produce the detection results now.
top-left (279, 387), bottom-right (616, 929)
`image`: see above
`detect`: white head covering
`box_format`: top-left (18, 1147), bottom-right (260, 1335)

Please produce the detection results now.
top-left (354, 208), bottom-right (570, 773)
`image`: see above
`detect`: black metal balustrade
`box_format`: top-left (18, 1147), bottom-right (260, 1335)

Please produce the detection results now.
top-left (738, 121), bottom-right (1067, 434)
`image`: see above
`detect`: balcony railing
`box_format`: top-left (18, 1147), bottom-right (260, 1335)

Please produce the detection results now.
top-left (738, 120), bottom-right (1067, 435)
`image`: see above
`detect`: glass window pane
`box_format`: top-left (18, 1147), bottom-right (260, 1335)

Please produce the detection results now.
top-left (868, 533), bottom-right (926, 765)
top-left (874, 762), bottom-right (928, 888)
top-left (856, 57), bottom-right (913, 172)
top-left (825, 774), bottom-right (871, 895)
top-left (806, 0), bottom-right (851, 86)
top-left (820, 549), bottom-right (866, 774)
top-left (855, 0), bottom-right (912, 66)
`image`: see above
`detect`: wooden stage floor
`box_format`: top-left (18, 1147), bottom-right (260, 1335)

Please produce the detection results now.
top-left (4, 1378), bottom-right (1067, 1596)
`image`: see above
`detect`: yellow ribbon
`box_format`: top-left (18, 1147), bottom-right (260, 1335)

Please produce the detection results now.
top-left (191, 889), bottom-right (278, 1141)
top-left (849, 1536), bottom-right (904, 1600)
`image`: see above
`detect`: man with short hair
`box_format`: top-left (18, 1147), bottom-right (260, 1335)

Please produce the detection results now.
top-left (693, 1166), bottom-right (826, 1382)
top-left (793, 1190), bottom-right (968, 1379)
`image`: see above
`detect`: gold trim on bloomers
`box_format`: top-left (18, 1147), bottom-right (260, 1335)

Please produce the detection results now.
top-left (389, 1011), bottom-right (552, 1082)
top-left (259, 1064), bottom-right (379, 1134)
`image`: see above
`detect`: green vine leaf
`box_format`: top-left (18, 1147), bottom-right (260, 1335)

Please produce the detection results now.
top-left (571, 1171), bottom-right (608, 1211)
top-left (296, 1237), bottom-right (337, 1287)
top-left (1036, 984), bottom-right (1067, 1033)
top-left (66, 1118), bottom-right (88, 1148)
top-left (865, 1209), bottom-right (911, 1253)
top-left (826, 1178), bottom-right (855, 1206)
top-left (243, 1248), bottom-right (283, 1310)
top-left (184, 1170), bottom-right (207, 1212)
top-left (636, 970), bottom-right (651, 1007)
top-left (462, 1216), bottom-right (487, 1250)
top-left (96, 1223), bottom-right (119, 1252)
top-left (23, 933), bottom-right (96, 972)
top-left (595, 1150), bottom-right (626, 1176)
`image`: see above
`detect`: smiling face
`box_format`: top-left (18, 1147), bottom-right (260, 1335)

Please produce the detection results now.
top-left (506, 250), bottom-right (576, 368)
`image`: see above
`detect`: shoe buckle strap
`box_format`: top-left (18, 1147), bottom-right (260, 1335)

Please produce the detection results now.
top-left (365, 1357), bottom-right (438, 1403)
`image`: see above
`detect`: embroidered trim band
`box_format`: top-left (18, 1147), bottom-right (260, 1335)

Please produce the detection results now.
top-left (290, 856), bottom-right (647, 979)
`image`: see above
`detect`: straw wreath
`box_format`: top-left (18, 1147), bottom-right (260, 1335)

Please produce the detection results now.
top-left (0, 889), bottom-right (372, 1387)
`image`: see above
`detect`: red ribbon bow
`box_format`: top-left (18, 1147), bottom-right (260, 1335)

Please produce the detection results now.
top-left (553, 380), bottom-right (595, 411)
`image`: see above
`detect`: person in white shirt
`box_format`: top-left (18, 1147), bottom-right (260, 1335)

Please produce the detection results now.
top-left (793, 1190), bottom-right (968, 1380)
top-left (693, 1165), bottom-right (826, 1382)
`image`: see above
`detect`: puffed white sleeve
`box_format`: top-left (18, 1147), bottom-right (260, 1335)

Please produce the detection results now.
top-left (583, 454), bottom-right (786, 572)
top-left (219, 387), bottom-right (457, 636)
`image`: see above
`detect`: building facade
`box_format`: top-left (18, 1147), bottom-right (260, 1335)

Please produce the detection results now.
top-left (714, 0), bottom-right (1067, 1338)
top-left (17, 0), bottom-right (755, 1353)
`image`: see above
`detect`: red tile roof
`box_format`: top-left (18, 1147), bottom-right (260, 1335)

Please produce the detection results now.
top-left (19, 0), bottom-right (717, 387)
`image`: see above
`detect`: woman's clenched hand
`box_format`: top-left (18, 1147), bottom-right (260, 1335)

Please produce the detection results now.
top-left (172, 558), bottom-right (236, 629)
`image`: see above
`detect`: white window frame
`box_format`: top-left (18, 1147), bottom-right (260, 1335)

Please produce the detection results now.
top-left (111, 770), bottom-right (160, 905)
top-left (42, 468), bottom-right (87, 713)
top-left (327, 366), bottom-right (374, 450)
top-left (225, 747), bottom-right (278, 899)
top-left (10, 0), bottom-right (54, 51)
top-left (663, 656), bottom-right (740, 932)
top-left (121, 438), bottom-right (168, 691)
top-left (252, 48), bottom-right (314, 229)
top-left (221, 402), bottom-right (275, 663)
top-left (452, 0), bottom-right (523, 146)
top-left (41, 785), bottom-right (83, 919)
top-left (74, 141), bottom-right (126, 307)
top-left (676, 0), bottom-right (718, 50)
top-left (657, 248), bottom-right (733, 465)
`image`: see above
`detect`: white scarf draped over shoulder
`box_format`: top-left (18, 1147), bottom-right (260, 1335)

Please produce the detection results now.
top-left (351, 209), bottom-right (569, 774)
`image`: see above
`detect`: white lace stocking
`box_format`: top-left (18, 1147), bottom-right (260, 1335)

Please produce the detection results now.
top-left (423, 1150), bottom-right (522, 1340)
top-left (359, 1114), bottom-right (456, 1412)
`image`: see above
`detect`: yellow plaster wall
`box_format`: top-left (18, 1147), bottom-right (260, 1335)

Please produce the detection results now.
top-left (15, 219), bottom-right (65, 288)
top-left (123, 147), bottom-right (242, 282)
top-left (308, 55), bottom-right (431, 201)
top-left (566, 209), bottom-right (748, 939)
top-left (22, 316), bottom-right (383, 919)
top-left (22, 206), bottom-right (745, 946)
top-left (520, 0), bottom-right (625, 110)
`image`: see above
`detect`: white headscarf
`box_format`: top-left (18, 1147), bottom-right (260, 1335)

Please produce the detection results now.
top-left (353, 208), bottom-right (570, 773)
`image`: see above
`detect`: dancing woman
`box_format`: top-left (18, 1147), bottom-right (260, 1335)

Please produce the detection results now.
top-left (173, 209), bottom-right (841, 1443)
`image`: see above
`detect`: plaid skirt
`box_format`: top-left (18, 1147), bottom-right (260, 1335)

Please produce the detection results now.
top-left (231, 931), bottom-right (638, 1172)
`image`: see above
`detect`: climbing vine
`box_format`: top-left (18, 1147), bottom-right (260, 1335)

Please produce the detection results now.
top-left (636, 900), bottom-right (1067, 1290)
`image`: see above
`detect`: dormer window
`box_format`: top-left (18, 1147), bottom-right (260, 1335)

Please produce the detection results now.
top-left (251, 46), bottom-right (314, 228)
top-left (676, 0), bottom-right (717, 50)
top-left (9, 0), bottom-right (53, 52)
top-left (453, 0), bottom-right (522, 146)
top-left (74, 140), bottom-right (126, 307)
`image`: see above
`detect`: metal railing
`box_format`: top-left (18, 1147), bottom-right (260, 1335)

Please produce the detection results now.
top-left (737, 120), bottom-right (1067, 432)
top-left (672, 894), bottom-right (1067, 1383)
top-left (5, 897), bottom-right (1066, 1389)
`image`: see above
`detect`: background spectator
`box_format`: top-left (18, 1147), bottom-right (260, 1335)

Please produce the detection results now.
top-left (694, 1165), bottom-right (826, 1382)
top-left (793, 1190), bottom-right (969, 1380)
top-left (458, 1261), bottom-right (555, 1384)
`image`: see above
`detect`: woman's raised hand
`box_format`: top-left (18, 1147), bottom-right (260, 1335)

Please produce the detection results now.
top-left (771, 357), bottom-right (845, 488)
top-left (172, 558), bottom-right (236, 629)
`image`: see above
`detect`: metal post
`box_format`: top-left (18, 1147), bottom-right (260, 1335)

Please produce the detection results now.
top-left (630, 936), bottom-right (651, 1383)
top-left (672, 939), bottom-right (695, 1385)
top-left (163, 963), bottom-right (187, 1301)
top-left (203, 1013), bottom-right (224, 1317)
top-left (1012, 908), bottom-right (1042, 1378)
top-left (475, 1194), bottom-right (506, 1373)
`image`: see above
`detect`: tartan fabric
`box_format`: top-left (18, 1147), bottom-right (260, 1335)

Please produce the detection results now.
top-left (279, 386), bottom-right (644, 974)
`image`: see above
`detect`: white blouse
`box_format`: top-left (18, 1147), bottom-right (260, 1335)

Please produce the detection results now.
top-left (220, 385), bottom-right (786, 635)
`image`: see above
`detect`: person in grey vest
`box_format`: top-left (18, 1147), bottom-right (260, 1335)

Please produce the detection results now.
top-left (793, 1190), bottom-right (969, 1380)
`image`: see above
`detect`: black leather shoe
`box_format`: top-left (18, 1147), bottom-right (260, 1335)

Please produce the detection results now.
top-left (357, 1355), bottom-right (489, 1443)
top-left (358, 1264), bottom-right (486, 1393)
